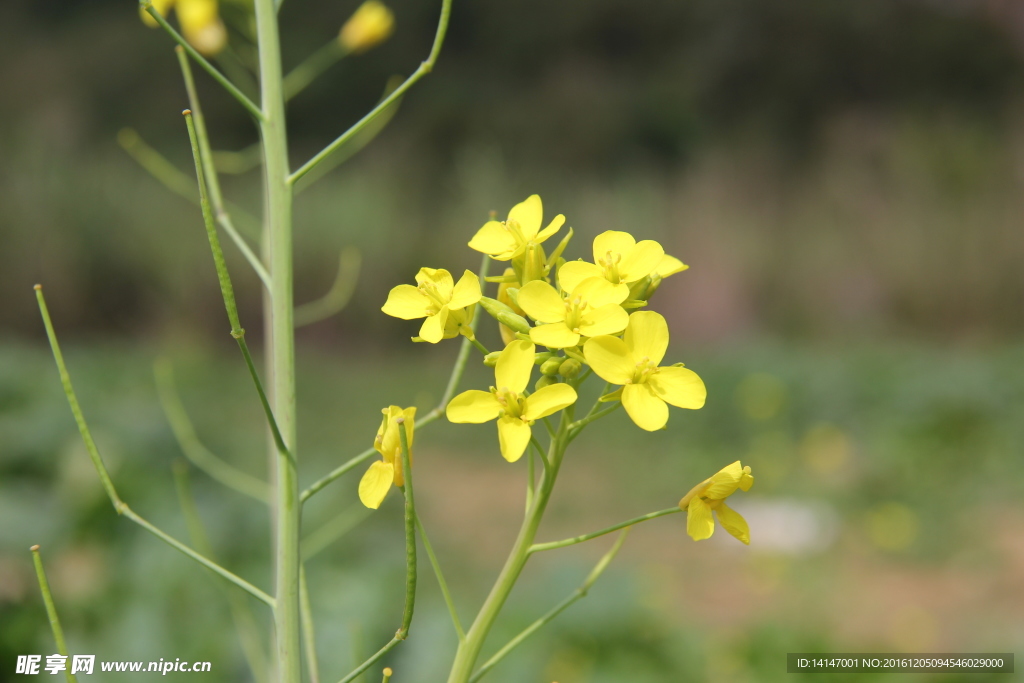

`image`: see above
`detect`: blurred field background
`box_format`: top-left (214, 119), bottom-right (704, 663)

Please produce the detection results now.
top-left (2, 0), bottom-right (1024, 681)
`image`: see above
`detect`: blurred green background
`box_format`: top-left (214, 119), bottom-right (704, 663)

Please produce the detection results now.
top-left (2, 0), bottom-right (1023, 681)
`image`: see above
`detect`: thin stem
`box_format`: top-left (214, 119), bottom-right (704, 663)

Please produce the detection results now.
top-left (213, 143), bottom-right (263, 175)
top-left (466, 337), bottom-right (489, 356)
top-left (143, 3), bottom-right (264, 120)
top-left (289, 0), bottom-right (454, 185)
top-left (284, 39), bottom-right (348, 101)
top-left (177, 47), bottom-right (271, 290)
top-left (397, 422), bottom-right (417, 638)
top-left (302, 505), bottom-right (371, 562)
top-left (155, 359), bottom-right (271, 503)
top-left (529, 436), bottom-right (549, 471)
top-left (469, 530), bottom-right (630, 683)
top-left (236, 335), bottom-right (291, 462)
top-left (525, 447), bottom-right (535, 512)
top-left (300, 565), bottom-right (321, 683)
top-left (567, 402), bottom-right (621, 441)
top-left (381, 668), bottom-right (393, 683)
top-left (294, 247), bottom-right (361, 327)
top-left (34, 286), bottom-right (274, 608)
top-left (300, 446), bottom-right (377, 504)
top-left (415, 515), bottom-right (465, 641)
top-left (30, 546), bottom-right (77, 683)
top-left (336, 638), bottom-right (400, 683)
top-left (173, 462), bottom-right (270, 683)
top-left (529, 508), bottom-right (680, 554)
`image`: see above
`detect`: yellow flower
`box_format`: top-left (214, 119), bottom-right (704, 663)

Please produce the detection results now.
top-left (382, 268), bottom-right (481, 343)
top-left (359, 406), bottom-right (416, 509)
top-left (468, 195), bottom-right (565, 263)
top-left (447, 340), bottom-right (577, 462)
top-left (583, 311), bottom-right (706, 431)
top-left (557, 230), bottom-right (665, 292)
top-left (141, 0), bottom-right (227, 56)
top-left (339, 0), bottom-right (395, 54)
top-left (518, 274), bottom-right (629, 349)
top-left (630, 253), bottom-right (690, 301)
top-left (678, 461), bottom-right (754, 543)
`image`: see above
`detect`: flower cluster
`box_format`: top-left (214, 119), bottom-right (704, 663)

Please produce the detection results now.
top-left (373, 194), bottom-right (751, 543)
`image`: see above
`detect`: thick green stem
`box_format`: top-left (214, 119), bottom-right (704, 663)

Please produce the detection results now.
top-left (252, 0), bottom-right (300, 680)
top-left (445, 406), bottom-right (574, 683)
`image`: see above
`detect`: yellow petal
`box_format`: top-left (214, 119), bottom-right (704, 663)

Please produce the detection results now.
top-left (686, 496), bottom-right (715, 541)
top-left (592, 230), bottom-right (636, 263)
top-left (497, 416), bottom-right (531, 462)
top-left (656, 254), bottom-right (689, 278)
top-left (624, 311), bottom-right (669, 366)
top-left (535, 214), bottom-right (566, 243)
top-left (578, 303), bottom-right (629, 337)
top-left (469, 221), bottom-right (516, 257)
top-left (530, 323), bottom-right (580, 349)
top-left (739, 466), bottom-right (754, 492)
top-left (572, 276), bottom-right (629, 308)
top-left (583, 336), bottom-right (634, 385)
top-left (557, 260), bottom-right (604, 294)
top-left (358, 460), bottom-right (394, 509)
top-left (508, 195), bottom-right (543, 238)
top-left (446, 390), bottom-right (502, 423)
top-left (622, 383), bottom-right (668, 431)
top-left (715, 501), bottom-right (750, 544)
top-left (649, 366), bottom-right (706, 409)
top-left (418, 308), bottom-right (449, 343)
top-left (382, 284), bottom-right (431, 320)
top-left (415, 267), bottom-right (455, 300)
top-left (704, 461), bottom-right (743, 500)
top-left (448, 270), bottom-right (482, 310)
top-left (495, 340), bottom-right (535, 393)
top-left (517, 280), bottom-right (567, 323)
top-left (619, 240), bottom-right (665, 282)
top-left (523, 384), bottom-right (577, 420)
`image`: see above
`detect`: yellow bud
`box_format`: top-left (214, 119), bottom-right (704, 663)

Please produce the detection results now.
top-left (535, 375), bottom-right (556, 391)
top-left (339, 0), bottom-right (395, 54)
top-left (479, 297), bottom-right (532, 335)
top-left (483, 351), bottom-right (501, 367)
top-left (558, 358), bottom-right (581, 378)
top-left (539, 358), bottom-right (563, 376)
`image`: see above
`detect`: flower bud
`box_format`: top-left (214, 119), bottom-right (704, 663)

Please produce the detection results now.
top-left (539, 357), bottom-right (562, 376)
top-left (558, 358), bottom-right (582, 378)
top-left (535, 375), bottom-right (556, 390)
top-left (483, 351), bottom-right (501, 367)
top-left (478, 296), bottom-right (532, 335)
top-left (339, 0), bottom-right (395, 54)
top-left (534, 351), bottom-right (554, 365)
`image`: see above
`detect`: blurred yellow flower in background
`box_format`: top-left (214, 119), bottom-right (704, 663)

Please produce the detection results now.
top-left (339, 0), bottom-right (396, 54)
top-left (678, 461), bottom-right (754, 543)
top-left (359, 406), bottom-right (415, 509)
top-left (583, 311), bottom-right (705, 430)
top-left (141, 0), bottom-right (227, 56)
top-left (446, 340), bottom-right (577, 462)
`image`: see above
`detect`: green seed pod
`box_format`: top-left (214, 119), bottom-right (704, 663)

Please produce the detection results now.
top-left (478, 296), bottom-right (532, 334)
top-left (558, 358), bottom-right (582, 378)
top-left (535, 375), bottom-right (556, 390)
top-left (540, 357), bottom-right (563, 376)
top-left (483, 351), bottom-right (502, 367)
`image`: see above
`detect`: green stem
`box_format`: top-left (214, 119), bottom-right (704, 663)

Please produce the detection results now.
top-left (445, 405), bottom-right (574, 683)
top-left (294, 247), bottom-right (361, 327)
top-left (381, 668), bottom-right (393, 683)
top-left (30, 546), bottom-right (77, 683)
top-left (469, 530), bottom-right (630, 683)
top-left (415, 515), bottom-right (465, 641)
top-left (397, 422), bottom-right (417, 639)
top-left (529, 508), bottom-right (680, 554)
top-left (302, 505), bottom-right (372, 562)
top-left (337, 638), bottom-right (400, 683)
top-left (567, 402), bottom-right (621, 441)
top-left (284, 39), bottom-right (348, 101)
top-left (300, 565), bottom-right (321, 683)
top-left (34, 287), bottom-right (274, 607)
top-left (467, 337), bottom-right (490, 356)
top-left (289, 0), bottom-right (454, 185)
top-left (143, 3), bottom-right (264, 120)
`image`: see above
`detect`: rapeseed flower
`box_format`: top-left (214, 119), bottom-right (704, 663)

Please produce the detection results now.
top-left (583, 311), bottom-right (706, 430)
top-left (141, 0), bottom-right (227, 56)
top-left (631, 253), bottom-right (690, 301)
top-left (517, 275), bottom-right (629, 349)
top-left (382, 268), bottom-right (481, 343)
top-left (339, 1), bottom-right (395, 54)
top-left (468, 195), bottom-right (565, 266)
top-left (677, 461), bottom-right (753, 543)
top-left (447, 340), bottom-right (577, 462)
top-left (558, 230), bottom-right (665, 292)
top-left (359, 406), bottom-right (415, 509)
